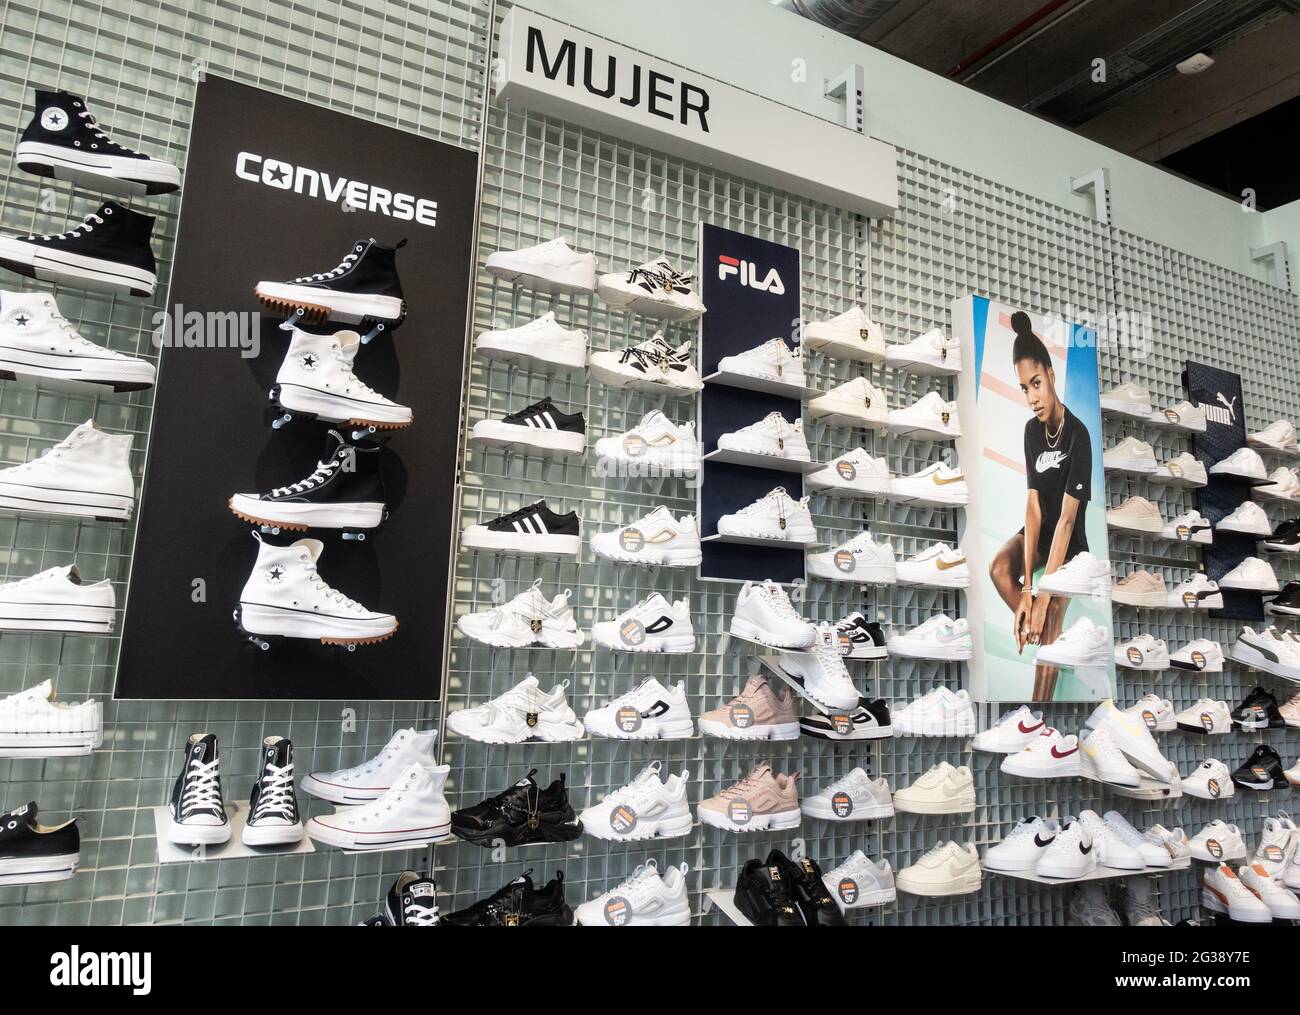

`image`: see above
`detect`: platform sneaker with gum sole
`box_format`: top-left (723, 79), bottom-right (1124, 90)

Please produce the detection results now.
top-left (272, 327), bottom-right (411, 430)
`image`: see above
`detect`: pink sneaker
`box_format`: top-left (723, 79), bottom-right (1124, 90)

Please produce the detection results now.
top-left (698, 675), bottom-right (799, 741)
top-left (1279, 690), bottom-right (1300, 729)
top-left (697, 762), bottom-right (800, 832)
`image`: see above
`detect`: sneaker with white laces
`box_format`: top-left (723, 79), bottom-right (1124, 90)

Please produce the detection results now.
top-left (803, 306), bottom-right (885, 362)
top-left (1145, 824), bottom-right (1191, 862)
top-left (1103, 436), bottom-right (1157, 473)
top-left (700, 674), bottom-right (800, 741)
top-left (0, 564), bottom-right (114, 634)
top-left (1201, 864), bottom-right (1270, 922)
top-left (805, 530), bottom-right (896, 583)
top-left (1283, 690), bottom-right (1300, 728)
top-left (1086, 700), bottom-right (1180, 783)
top-left (1168, 572), bottom-right (1223, 609)
top-left (1255, 467), bottom-right (1300, 502)
top-left (893, 762), bottom-right (974, 815)
top-left (983, 816), bottom-right (1060, 872)
top-left (823, 851), bottom-right (896, 909)
top-left (1107, 496), bottom-right (1163, 534)
top-left (896, 541), bottom-right (968, 587)
top-left (1112, 569), bottom-right (1168, 607)
top-left (457, 581), bottom-right (584, 649)
top-left (1229, 626), bottom-right (1300, 680)
top-left (166, 733), bottom-right (230, 846)
top-left (593, 410), bottom-right (699, 473)
top-left (716, 411), bottom-right (810, 461)
top-left (697, 762), bottom-right (800, 833)
top-left (485, 236), bottom-right (596, 293)
top-left (1160, 509), bottom-right (1212, 544)
top-left (800, 767), bottom-right (893, 821)
top-left (306, 761), bottom-right (451, 850)
top-left (805, 448), bottom-right (890, 496)
top-left (0, 419), bottom-right (134, 521)
top-left (582, 762), bottom-right (693, 841)
top-left (1151, 400), bottom-right (1206, 432)
top-left (887, 391), bottom-right (960, 439)
top-left (885, 327), bottom-right (961, 375)
top-left (590, 506), bottom-right (701, 566)
top-left (833, 611), bottom-right (887, 660)
top-left (1100, 382), bottom-right (1152, 418)
top-left (1038, 551), bottom-right (1110, 597)
top-left (1189, 820), bottom-right (1246, 862)
top-left (459, 501), bottom-right (581, 558)
top-left (896, 841), bottom-right (981, 896)
top-left (1154, 451), bottom-right (1208, 486)
top-left (590, 332), bottom-right (702, 393)
top-left (973, 705), bottom-right (1047, 753)
top-left (583, 677), bottom-right (694, 740)
top-left (1120, 694), bottom-right (1175, 732)
top-left (799, 695), bottom-right (892, 741)
top-left (273, 327), bottom-right (411, 429)
top-left (0, 679), bottom-right (101, 761)
top-left (893, 687), bottom-right (976, 737)
top-left (716, 337), bottom-right (805, 386)
top-left (1221, 556), bottom-right (1279, 591)
top-left (1036, 616), bottom-right (1110, 667)
top-left (574, 859), bottom-right (692, 926)
top-left (445, 675), bottom-right (584, 744)
top-left (887, 615), bottom-right (972, 660)
top-left (1080, 727), bottom-right (1141, 787)
top-left (474, 311), bottom-right (588, 371)
top-left (776, 624), bottom-right (863, 711)
top-left (1001, 729), bottom-right (1081, 778)
top-left (1114, 635), bottom-right (1169, 669)
top-left (1253, 814), bottom-right (1297, 875)
top-left (890, 461), bottom-right (969, 505)
top-left (1249, 420), bottom-right (1298, 453)
top-left (1080, 809), bottom-right (1146, 870)
top-left (1036, 817), bottom-right (1097, 879)
top-left (730, 579), bottom-right (816, 648)
top-left (300, 727), bottom-right (438, 804)
top-left (469, 396), bottom-right (586, 457)
top-left (1218, 501), bottom-right (1272, 535)
top-left (596, 256), bottom-right (705, 320)
top-left (1238, 863), bottom-right (1300, 920)
top-left (807, 376), bottom-right (889, 428)
top-left (1174, 699), bottom-right (1232, 735)
top-left (1209, 447), bottom-right (1268, 481)
top-left (242, 736), bottom-right (304, 847)
top-left (591, 593), bottom-right (695, 654)
top-left (1104, 811), bottom-right (1173, 868)
top-left (716, 487), bottom-right (816, 543)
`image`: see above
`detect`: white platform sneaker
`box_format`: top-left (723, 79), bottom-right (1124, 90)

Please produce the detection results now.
top-left (730, 580), bottom-right (815, 648)
top-left (776, 624), bottom-right (863, 711)
top-left (805, 530), bottom-right (896, 583)
top-left (474, 310), bottom-right (588, 371)
top-left (300, 728), bottom-right (440, 804)
top-left (581, 762), bottom-right (693, 841)
top-left (801, 767), bottom-right (894, 821)
top-left (583, 677), bottom-right (694, 740)
top-left (716, 337), bottom-right (805, 385)
top-left (808, 376), bottom-right (889, 428)
top-left (593, 410), bottom-right (699, 473)
top-left (589, 333), bottom-right (702, 393)
top-left (591, 593), bottom-right (696, 654)
top-left (485, 236), bottom-right (597, 294)
top-left (456, 581), bottom-right (584, 649)
top-left (0, 419), bottom-right (133, 520)
top-left (717, 412), bottom-right (810, 462)
top-left (575, 859), bottom-right (692, 926)
top-left (805, 448), bottom-right (890, 496)
top-left (306, 761), bottom-right (451, 850)
top-left (0, 679), bottom-right (102, 758)
top-left (596, 256), bottom-right (704, 320)
top-left (590, 506), bottom-right (701, 566)
top-left (446, 674), bottom-right (584, 744)
top-left (0, 565), bottom-right (114, 633)
top-left (802, 306), bottom-right (885, 362)
top-left (716, 487), bottom-right (815, 543)
top-left (885, 328), bottom-right (961, 374)
top-left (273, 327), bottom-right (411, 429)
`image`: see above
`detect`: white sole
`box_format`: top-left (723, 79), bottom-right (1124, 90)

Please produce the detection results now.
top-left (805, 478), bottom-right (890, 496)
top-left (0, 853), bottom-right (79, 884)
top-left (799, 722), bottom-right (892, 742)
top-left (307, 818), bottom-right (451, 850)
top-left (0, 602), bottom-right (114, 634)
top-left (254, 281), bottom-right (403, 322)
top-left (716, 524), bottom-right (817, 544)
top-left (592, 632), bottom-right (696, 654)
top-left (896, 571), bottom-right (969, 589)
top-left (0, 479), bottom-right (133, 520)
top-left (585, 717), bottom-right (694, 740)
top-left (894, 719), bottom-right (976, 737)
top-left (167, 817), bottom-right (232, 846)
top-left (242, 822), bottom-right (305, 847)
top-left (1112, 592), bottom-right (1169, 607)
top-left (806, 560), bottom-right (895, 583)
top-left (896, 875), bottom-right (982, 897)
top-left (886, 419), bottom-right (960, 440)
top-left (729, 617), bottom-right (814, 649)
top-left (475, 335), bottom-right (587, 371)
top-left (298, 775), bottom-right (385, 804)
top-left (1038, 577), bottom-right (1109, 597)
top-left (1036, 861), bottom-right (1095, 880)
top-left (0, 732), bottom-right (97, 757)
top-left (884, 352), bottom-right (959, 375)
top-left (583, 810), bottom-right (693, 841)
top-left (889, 487), bottom-right (968, 506)
top-left (238, 602), bottom-right (396, 641)
top-left (801, 799), bottom-right (893, 821)
top-left (446, 713), bottom-right (583, 744)
top-left (471, 420), bottom-right (585, 455)
top-left (697, 806), bottom-right (800, 833)
top-left (460, 528), bottom-right (580, 557)
top-left (591, 544), bottom-right (702, 566)
top-left (0, 235), bottom-right (155, 297)
top-left (1200, 892), bottom-right (1272, 924)
top-left (803, 328), bottom-right (884, 363)
top-left (830, 886), bottom-right (898, 908)
top-left (1001, 759), bottom-right (1082, 778)
top-left (887, 641), bottom-right (972, 661)
top-left (484, 255), bottom-right (595, 295)
top-left (699, 719), bottom-right (800, 741)
top-left (275, 384), bottom-right (411, 428)
top-left (587, 361), bottom-right (700, 395)
top-left (1104, 458), bottom-right (1157, 473)
top-left (595, 280), bottom-right (703, 321)
top-left (16, 141), bottom-right (180, 194)
top-left (228, 494), bottom-right (384, 530)
top-left (0, 347), bottom-right (155, 392)
top-left (892, 796), bottom-right (975, 815)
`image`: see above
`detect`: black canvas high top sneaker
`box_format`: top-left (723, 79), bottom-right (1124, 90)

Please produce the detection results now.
top-left (1263, 518), bottom-right (1300, 553)
top-left (241, 736), bottom-right (304, 847)
top-left (254, 238), bottom-right (406, 324)
top-left (1266, 580), bottom-right (1300, 616)
top-left (460, 500), bottom-right (581, 557)
top-left (1230, 687), bottom-right (1286, 731)
top-left (450, 769), bottom-right (583, 847)
top-left (469, 396), bottom-right (587, 456)
top-left (0, 801), bottom-right (79, 886)
top-left (0, 201), bottom-right (157, 297)
top-left (441, 869), bottom-right (574, 926)
top-left (166, 733), bottom-right (230, 846)
top-left (382, 871), bottom-right (439, 926)
top-left (15, 89), bottom-right (181, 195)
top-left (1232, 745), bottom-right (1286, 791)
top-left (228, 429), bottom-right (386, 533)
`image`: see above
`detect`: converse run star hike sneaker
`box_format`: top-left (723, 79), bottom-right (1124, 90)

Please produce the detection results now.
top-left (474, 311), bottom-right (588, 372)
top-left (166, 733), bottom-right (230, 846)
top-left (590, 506), bottom-right (701, 566)
top-left (716, 487), bottom-right (815, 543)
top-left (776, 624), bottom-right (863, 710)
top-left (460, 500), bottom-right (581, 557)
top-left (700, 674), bottom-right (800, 741)
top-left (593, 410), bottom-right (699, 474)
top-left (583, 677), bottom-right (694, 740)
top-left (456, 581), bottom-right (583, 649)
top-left (485, 236), bottom-right (597, 294)
top-left (803, 306), bottom-right (885, 362)
top-left (575, 859), bottom-right (692, 926)
top-left (716, 411), bottom-right (810, 462)
top-left (730, 580), bottom-right (816, 648)
top-left (805, 448), bottom-right (890, 496)
top-left (299, 727), bottom-right (438, 804)
top-left (591, 593), bottom-right (696, 654)
top-left (0, 565), bottom-right (114, 634)
top-left (0, 420), bottom-right (133, 521)
top-left (255, 239), bottom-right (405, 323)
top-left (445, 674), bottom-right (584, 744)
top-left (0, 680), bottom-right (102, 759)
top-left (236, 533), bottom-right (397, 645)
top-left (886, 328), bottom-right (961, 375)
top-left (589, 332), bottom-right (702, 393)
top-left (596, 255), bottom-right (705, 321)
top-left (470, 397), bottom-right (586, 456)
top-left (717, 337), bottom-right (806, 386)
top-left (697, 762), bottom-right (800, 833)
top-left (0, 802), bottom-right (79, 887)
top-left (580, 762), bottom-right (693, 842)
top-left (242, 736), bottom-right (304, 847)
top-left (0, 290), bottom-right (155, 391)
top-left (0, 201), bottom-right (157, 297)
top-left (801, 767), bottom-right (894, 821)
top-left (805, 530), bottom-right (896, 583)
top-left (307, 761), bottom-right (451, 851)
top-left (272, 327), bottom-right (412, 429)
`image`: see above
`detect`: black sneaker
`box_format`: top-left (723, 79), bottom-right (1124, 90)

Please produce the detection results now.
top-left (1230, 687), bottom-right (1286, 731)
top-left (800, 697), bottom-right (892, 741)
top-left (167, 733), bottom-right (230, 846)
top-left (833, 611), bottom-right (886, 660)
top-left (255, 238), bottom-right (406, 324)
top-left (0, 801), bottom-right (79, 886)
top-left (461, 500), bottom-right (581, 557)
top-left (734, 856), bottom-right (805, 926)
top-left (450, 769), bottom-right (582, 847)
top-left (16, 88), bottom-right (181, 195)
top-left (0, 201), bottom-right (156, 297)
top-left (771, 850), bottom-right (847, 926)
top-left (1263, 518), bottom-right (1300, 553)
top-left (1266, 580), bottom-right (1300, 616)
top-left (441, 869), bottom-right (574, 926)
top-left (470, 397), bottom-right (587, 456)
top-left (383, 871), bottom-right (439, 926)
top-left (1231, 745), bottom-right (1286, 791)
top-left (228, 429), bottom-right (386, 533)
top-left (242, 736), bottom-right (303, 847)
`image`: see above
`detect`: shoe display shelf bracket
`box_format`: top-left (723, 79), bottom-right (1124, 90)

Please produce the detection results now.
top-left (702, 888), bottom-right (754, 925)
top-left (151, 806), bottom-right (316, 864)
top-left (703, 448), bottom-right (821, 474)
top-left (703, 368), bottom-right (820, 400)
top-left (987, 857), bottom-right (1189, 886)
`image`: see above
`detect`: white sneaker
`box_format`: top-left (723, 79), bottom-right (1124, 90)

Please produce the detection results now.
top-left (800, 767), bottom-right (893, 821)
top-left (776, 624), bottom-right (862, 711)
top-left (716, 337), bottom-right (805, 386)
top-left (590, 506), bottom-right (701, 566)
top-left (1080, 728), bottom-right (1141, 787)
top-left (485, 236), bottom-right (596, 294)
top-left (1037, 551), bottom-right (1110, 597)
top-left (1159, 509), bottom-right (1212, 544)
top-left (580, 762), bottom-right (692, 841)
top-left (1145, 824), bottom-right (1191, 863)
top-left (716, 487), bottom-right (815, 544)
top-left (1151, 400), bottom-right (1206, 432)
top-left (896, 542), bottom-right (968, 588)
top-left (1100, 382), bottom-right (1152, 418)
top-left (808, 376), bottom-right (888, 428)
top-left (887, 615), bottom-right (971, 660)
top-left (1287, 845), bottom-right (1300, 891)
top-left (893, 762), bottom-right (974, 815)
top-left (594, 410), bottom-right (699, 473)
top-left (893, 686), bottom-right (976, 737)
top-left (1111, 569), bottom-right (1168, 607)
top-left (299, 728), bottom-right (438, 804)
top-left (596, 256), bottom-right (704, 320)
top-left (1201, 864), bottom-right (1271, 922)
top-left (1035, 616), bottom-right (1110, 667)
top-left (1255, 467), bottom-right (1300, 502)
top-left (983, 816), bottom-right (1060, 872)
top-left (306, 761), bottom-right (451, 850)
top-left (457, 581), bottom-right (583, 649)
top-left (474, 311), bottom-right (587, 371)
top-left (730, 579), bottom-right (816, 648)
top-left (887, 391), bottom-right (960, 439)
top-left (1174, 699), bottom-right (1232, 735)
top-left (1254, 814), bottom-right (1297, 875)
top-left (0, 419), bottom-right (133, 520)
top-left (1221, 556), bottom-right (1279, 591)
top-left (1189, 820), bottom-right (1247, 862)
top-left (805, 448), bottom-right (890, 497)
top-left (590, 332), bottom-right (702, 393)
top-left (1104, 811), bottom-right (1173, 868)
top-left (805, 530), bottom-right (896, 583)
top-left (1000, 729), bottom-right (1081, 778)
top-left (1103, 436), bottom-right (1157, 473)
top-left (896, 841), bottom-right (981, 896)
top-left (1080, 809), bottom-right (1146, 870)
top-left (1182, 759), bottom-right (1234, 800)
top-left (1142, 639), bottom-right (1201, 677)
top-left (972, 705), bottom-right (1048, 753)
top-left (890, 461), bottom-right (969, 505)
top-left (0, 679), bottom-right (101, 758)
top-left (823, 851), bottom-right (896, 908)
top-left (803, 306), bottom-right (885, 362)
top-left (445, 674), bottom-right (584, 744)
top-left (716, 411), bottom-right (810, 461)
top-left (1218, 501), bottom-right (1272, 535)
top-left (1229, 626), bottom-right (1300, 680)
top-left (0, 565), bottom-right (114, 633)
top-left (274, 327), bottom-right (412, 428)
top-left (591, 593), bottom-right (695, 654)
top-left (1209, 447), bottom-right (1268, 481)
top-left (583, 677), bottom-right (693, 740)
top-left (1036, 817), bottom-right (1097, 879)
top-left (1154, 451), bottom-right (1208, 486)
top-left (885, 327), bottom-right (961, 374)
top-left (1168, 572), bottom-right (1223, 609)
top-left (1120, 693), bottom-right (1176, 732)
top-left (1106, 496), bottom-right (1163, 534)
top-left (574, 859), bottom-right (692, 926)
top-left (0, 290), bottom-right (155, 391)
top-left (1114, 635), bottom-right (1168, 670)
top-left (1238, 863), bottom-right (1300, 920)
top-left (1086, 700), bottom-right (1180, 782)
top-left (1249, 419), bottom-right (1298, 453)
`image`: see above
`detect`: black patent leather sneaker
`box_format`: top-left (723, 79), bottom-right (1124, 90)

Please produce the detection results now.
top-left (734, 856), bottom-right (805, 926)
top-left (450, 769), bottom-right (582, 847)
top-left (771, 850), bottom-right (847, 926)
top-left (441, 869), bottom-right (574, 926)
top-left (1232, 745), bottom-right (1286, 791)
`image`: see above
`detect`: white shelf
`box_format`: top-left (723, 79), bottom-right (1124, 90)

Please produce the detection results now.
top-left (153, 805), bottom-right (315, 863)
top-left (704, 368), bottom-right (820, 399)
top-left (703, 888), bottom-right (754, 925)
top-left (702, 533), bottom-right (822, 548)
top-left (988, 857), bottom-right (1189, 885)
top-left (703, 448), bottom-right (820, 474)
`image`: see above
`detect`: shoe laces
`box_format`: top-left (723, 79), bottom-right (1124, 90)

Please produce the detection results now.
top-left (304, 567), bottom-right (364, 612)
top-left (273, 457), bottom-right (339, 496)
top-left (296, 248), bottom-right (360, 282)
top-left (625, 262), bottom-right (693, 294)
top-left (403, 900), bottom-right (439, 926)
top-left (27, 212), bottom-right (102, 242)
top-left (179, 757), bottom-right (223, 818)
top-left (719, 767), bottom-right (767, 800)
top-left (608, 861), bottom-right (659, 898)
top-left (331, 347), bottom-right (384, 399)
top-left (251, 761), bottom-right (297, 822)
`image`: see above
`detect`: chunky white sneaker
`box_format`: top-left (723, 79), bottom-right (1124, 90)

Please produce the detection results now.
top-left (716, 487), bottom-right (815, 543)
top-left (1174, 699), bottom-right (1232, 735)
top-left (896, 841), bottom-right (981, 896)
top-left (0, 290), bottom-right (154, 391)
top-left (1189, 820), bottom-right (1247, 862)
top-left (1182, 759), bottom-right (1234, 800)
top-left (1100, 381), bottom-right (1152, 418)
top-left (1168, 572), bottom-right (1223, 609)
top-left (803, 306), bottom-right (885, 362)
top-left (596, 256), bottom-right (704, 320)
top-left (776, 624), bottom-right (862, 710)
top-left (716, 337), bottom-right (805, 386)
top-left (0, 419), bottom-right (133, 520)
top-left (887, 615), bottom-right (971, 660)
top-left (887, 391), bottom-right (960, 439)
top-left (1218, 501), bottom-right (1272, 535)
top-left (299, 727), bottom-right (439, 804)
top-left (1159, 509), bottom-right (1212, 544)
top-left (1080, 727), bottom-right (1141, 787)
top-left (273, 327), bottom-right (411, 429)
top-left (1120, 693), bottom-right (1175, 732)
top-left (575, 859), bottom-right (692, 926)
top-left (1155, 451), bottom-right (1208, 486)
top-left (1201, 864), bottom-right (1270, 922)
top-left (808, 376), bottom-right (888, 428)
top-left (485, 236), bottom-right (596, 293)
top-left (701, 674), bottom-right (800, 741)
top-left (583, 677), bottom-right (694, 740)
top-left (306, 761), bottom-right (451, 850)
top-left (594, 410), bottom-right (699, 473)
top-left (0, 679), bottom-right (101, 759)
top-left (1106, 496), bottom-right (1163, 534)
top-left (1001, 729), bottom-right (1081, 778)
top-left (890, 461), bottom-right (969, 505)
top-left (1253, 814), bottom-right (1297, 875)
top-left (590, 506), bottom-right (701, 566)
top-left (1221, 556), bottom-right (1279, 591)
top-left (590, 332), bottom-right (701, 393)
top-left (805, 530), bottom-right (896, 583)
top-left (730, 580), bottom-right (815, 648)
top-left (893, 687), bottom-right (976, 737)
top-left (1037, 551), bottom-right (1110, 597)
top-left (0, 565), bottom-right (114, 633)
top-left (1210, 446), bottom-right (1268, 481)
top-left (1114, 635), bottom-right (1168, 670)
top-left (474, 310), bottom-right (588, 371)
top-left (591, 593), bottom-right (695, 654)
top-left (1078, 809), bottom-right (1145, 870)
top-left (582, 762), bottom-right (693, 841)
top-left (456, 581), bottom-right (583, 649)
top-left (1036, 817), bottom-right (1097, 879)
top-left (801, 767), bottom-right (893, 821)
top-left (885, 327), bottom-right (961, 374)
top-left (823, 851), bottom-right (896, 908)
top-left (832, 611), bottom-right (888, 660)
top-left (1249, 420), bottom-right (1298, 453)
top-left (237, 533), bottom-right (396, 645)
top-left (1239, 863), bottom-right (1300, 920)
top-left (973, 705), bottom-right (1047, 753)
top-left (984, 816), bottom-right (1061, 872)
top-left (1103, 436), bottom-right (1157, 474)
top-left (1287, 844), bottom-right (1300, 891)
top-left (1255, 467), bottom-right (1300, 502)
top-left (716, 411), bottom-right (810, 461)
top-left (894, 762), bottom-right (974, 815)
top-left (446, 674), bottom-right (584, 744)
top-left (1036, 616), bottom-right (1110, 667)
top-left (1103, 811), bottom-right (1172, 868)
top-left (805, 448), bottom-right (890, 496)
top-left (896, 542), bottom-right (969, 588)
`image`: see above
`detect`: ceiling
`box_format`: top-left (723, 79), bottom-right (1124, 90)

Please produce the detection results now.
top-left (778, 0), bottom-right (1300, 209)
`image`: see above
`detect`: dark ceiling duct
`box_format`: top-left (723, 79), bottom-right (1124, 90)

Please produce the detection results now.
top-left (776, 0), bottom-right (903, 36)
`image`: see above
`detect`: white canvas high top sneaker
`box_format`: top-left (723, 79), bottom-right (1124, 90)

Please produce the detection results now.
top-left (0, 564), bottom-right (115, 633)
top-left (0, 290), bottom-right (155, 391)
top-left (306, 761), bottom-right (451, 850)
top-left (299, 727), bottom-right (439, 804)
top-left (273, 328), bottom-right (412, 429)
top-left (0, 419), bottom-right (133, 520)
top-left (236, 533), bottom-right (397, 645)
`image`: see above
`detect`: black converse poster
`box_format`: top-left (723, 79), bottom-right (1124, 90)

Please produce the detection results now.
top-left (115, 77), bottom-right (477, 699)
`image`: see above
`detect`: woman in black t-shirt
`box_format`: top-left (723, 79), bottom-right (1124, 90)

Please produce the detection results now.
top-left (988, 312), bottom-right (1092, 700)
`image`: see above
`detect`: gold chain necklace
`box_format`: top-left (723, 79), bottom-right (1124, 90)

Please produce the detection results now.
top-left (1044, 415), bottom-right (1064, 448)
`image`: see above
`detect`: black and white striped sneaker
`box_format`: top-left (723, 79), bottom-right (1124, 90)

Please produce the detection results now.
top-left (799, 697), bottom-right (892, 741)
top-left (470, 397), bottom-right (586, 456)
top-left (833, 611), bottom-right (887, 659)
top-left (461, 500), bottom-right (581, 557)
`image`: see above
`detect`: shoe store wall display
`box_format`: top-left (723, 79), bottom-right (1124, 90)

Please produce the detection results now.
top-left (952, 296), bottom-right (1116, 702)
top-left (697, 223), bottom-right (806, 583)
top-left (115, 77), bottom-right (478, 699)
